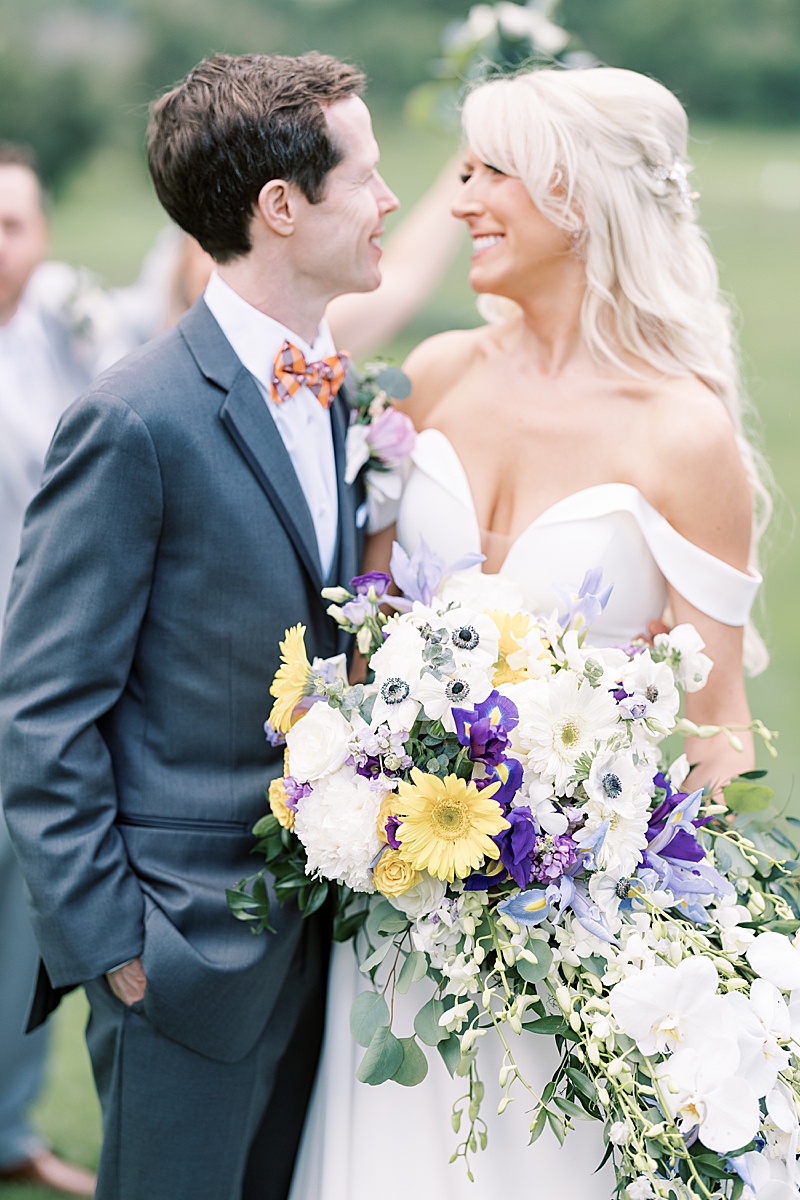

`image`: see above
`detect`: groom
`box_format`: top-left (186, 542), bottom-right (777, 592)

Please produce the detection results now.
top-left (0, 52), bottom-right (397, 1200)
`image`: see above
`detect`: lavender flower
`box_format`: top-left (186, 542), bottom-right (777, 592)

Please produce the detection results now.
top-left (389, 538), bottom-right (484, 610)
top-left (529, 832), bottom-right (579, 884)
top-left (366, 406), bottom-right (416, 464)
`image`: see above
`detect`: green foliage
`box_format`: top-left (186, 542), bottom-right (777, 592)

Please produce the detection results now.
top-left (356, 1023), bottom-right (404, 1084)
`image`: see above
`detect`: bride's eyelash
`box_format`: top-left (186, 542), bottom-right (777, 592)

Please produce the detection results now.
top-left (459, 172), bottom-right (472, 184)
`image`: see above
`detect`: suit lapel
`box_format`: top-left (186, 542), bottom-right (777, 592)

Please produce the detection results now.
top-left (180, 300), bottom-right (325, 592)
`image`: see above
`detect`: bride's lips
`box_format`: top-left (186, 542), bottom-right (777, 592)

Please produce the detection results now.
top-left (471, 233), bottom-right (505, 257)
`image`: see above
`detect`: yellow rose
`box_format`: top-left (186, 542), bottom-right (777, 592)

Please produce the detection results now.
top-left (373, 849), bottom-right (420, 897)
top-left (268, 776), bottom-right (295, 831)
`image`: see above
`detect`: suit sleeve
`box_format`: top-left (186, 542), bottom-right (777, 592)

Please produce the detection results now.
top-left (0, 390), bottom-right (163, 987)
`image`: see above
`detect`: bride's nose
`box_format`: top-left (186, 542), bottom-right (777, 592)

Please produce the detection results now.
top-left (452, 182), bottom-right (484, 222)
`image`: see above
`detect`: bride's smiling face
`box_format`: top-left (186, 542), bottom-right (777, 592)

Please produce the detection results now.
top-left (452, 151), bottom-right (573, 298)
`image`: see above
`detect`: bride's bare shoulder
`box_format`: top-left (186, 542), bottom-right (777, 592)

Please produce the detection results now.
top-left (401, 326), bottom-right (491, 428)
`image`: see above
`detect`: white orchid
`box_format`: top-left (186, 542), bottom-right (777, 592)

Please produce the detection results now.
top-left (654, 1046), bottom-right (761, 1153)
top-left (725, 980), bottom-right (792, 1097)
top-left (653, 623), bottom-right (713, 692)
top-left (747, 932), bottom-right (800, 992)
top-left (609, 956), bottom-right (733, 1057)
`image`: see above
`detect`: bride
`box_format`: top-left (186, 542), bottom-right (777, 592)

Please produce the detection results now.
top-left (289, 65), bottom-right (767, 1199)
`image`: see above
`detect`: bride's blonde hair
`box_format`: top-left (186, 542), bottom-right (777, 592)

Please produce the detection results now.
top-left (462, 66), bottom-right (770, 673)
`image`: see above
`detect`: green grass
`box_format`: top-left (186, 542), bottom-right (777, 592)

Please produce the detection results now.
top-left (0, 993), bottom-right (100, 1198)
top-left (14, 118), bottom-right (800, 1176)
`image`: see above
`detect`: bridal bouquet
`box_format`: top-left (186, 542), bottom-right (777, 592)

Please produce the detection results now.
top-left (231, 547), bottom-right (798, 1200)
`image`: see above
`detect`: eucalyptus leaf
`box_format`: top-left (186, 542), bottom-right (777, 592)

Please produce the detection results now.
top-left (375, 366), bottom-right (412, 400)
top-left (359, 939), bottom-right (393, 974)
top-left (391, 1036), bottom-right (429, 1086)
top-left (414, 996), bottom-right (450, 1046)
top-left (437, 1034), bottom-right (461, 1077)
top-left (357, 1025), bottom-right (404, 1085)
top-left (516, 940), bottom-right (553, 984)
top-left (396, 950), bottom-right (428, 994)
top-left (350, 990), bottom-right (390, 1048)
top-left (724, 781), bottom-right (774, 812)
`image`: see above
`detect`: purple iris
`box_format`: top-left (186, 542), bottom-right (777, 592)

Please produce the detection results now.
top-left (494, 806), bottom-right (539, 888)
top-left (555, 567), bottom-right (613, 632)
top-left (385, 814), bottom-right (402, 850)
top-left (477, 758), bottom-right (524, 808)
top-left (453, 692), bottom-right (519, 767)
top-left (389, 538), bottom-right (484, 610)
top-left (646, 775), bottom-right (708, 864)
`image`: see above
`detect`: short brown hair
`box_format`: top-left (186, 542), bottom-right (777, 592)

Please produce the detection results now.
top-left (147, 52), bottom-right (366, 263)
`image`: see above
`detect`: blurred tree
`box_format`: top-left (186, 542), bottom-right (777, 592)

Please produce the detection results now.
top-left (0, 46), bottom-right (107, 194)
top-left (560, 0), bottom-right (800, 121)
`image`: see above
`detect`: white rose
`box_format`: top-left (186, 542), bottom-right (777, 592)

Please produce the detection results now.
top-left (286, 702), bottom-right (351, 782)
top-left (389, 871), bottom-right (447, 919)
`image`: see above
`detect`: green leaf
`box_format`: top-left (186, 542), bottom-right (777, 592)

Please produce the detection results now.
top-left (528, 1108), bottom-right (547, 1144)
top-left (554, 1095), bottom-right (592, 1120)
top-left (375, 366), bottom-right (412, 400)
top-left (396, 950), bottom-right (428, 994)
top-left (437, 1034), bottom-right (461, 1077)
top-left (298, 881), bottom-right (329, 916)
top-left (359, 940), bottom-right (393, 974)
top-left (730, 1178), bottom-right (745, 1200)
top-left (252, 813), bottom-right (280, 837)
top-left (365, 899), bottom-right (398, 943)
top-left (350, 990), bottom-right (390, 1048)
top-left (516, 940), bottom-right (553, 984)
top-left (357, 1025), bottom-right (404, 1085)
top-left (565, 1066), bottom-right (597, 1103)
top-left (724, 781), bottom-right (774, 812)
top-left (546, 1110), bottom-right (566, 1146)
top-left (333, 909), bottom-right (368, 943)
top-left (375, 913), bottom-right (411, 936)
top-left (391, 1036), bottom-right (429, 1086)
top-left (414, 997), bottom-right (450, 1046)
top-left (524, 1015), bottom-right (568, 1036)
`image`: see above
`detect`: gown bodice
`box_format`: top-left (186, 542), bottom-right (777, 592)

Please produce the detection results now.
top-left (396, 427), bottom-right (760, 641)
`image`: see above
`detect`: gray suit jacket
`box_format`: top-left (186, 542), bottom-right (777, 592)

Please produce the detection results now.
top-left (0, 299), bottom-right (362, 1063)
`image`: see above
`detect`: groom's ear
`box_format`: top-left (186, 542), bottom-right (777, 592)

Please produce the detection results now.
top-left (256, 179), bottom-right (296, 237)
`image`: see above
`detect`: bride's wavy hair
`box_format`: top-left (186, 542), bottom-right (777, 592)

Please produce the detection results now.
top-left (462, 66), bottom-right (771, 674)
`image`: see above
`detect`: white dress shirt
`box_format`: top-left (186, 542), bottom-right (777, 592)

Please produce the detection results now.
top-left (203, 272), bottom-right (340, 580)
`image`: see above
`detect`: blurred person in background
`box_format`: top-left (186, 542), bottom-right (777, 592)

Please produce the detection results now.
top-left (0, 142), bottom-right (97, 1195)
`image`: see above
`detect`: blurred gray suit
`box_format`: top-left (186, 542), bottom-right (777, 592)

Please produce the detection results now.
top-left (0, 298), bottom-right (362, 1199)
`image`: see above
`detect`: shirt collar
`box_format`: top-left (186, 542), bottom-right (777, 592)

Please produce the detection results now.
top-left (203, 271), bottom-right (336, 391)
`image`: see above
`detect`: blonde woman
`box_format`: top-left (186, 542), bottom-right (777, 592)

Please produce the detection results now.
top-left (291, 67), bottom-right (766, 1198)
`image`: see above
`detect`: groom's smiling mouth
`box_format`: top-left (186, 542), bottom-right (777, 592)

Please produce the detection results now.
top-left (472, 233), bottom-right (505, 255)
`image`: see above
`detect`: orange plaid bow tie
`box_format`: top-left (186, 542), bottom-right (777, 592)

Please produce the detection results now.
top-left (270, 340), bottom-right (350, 409)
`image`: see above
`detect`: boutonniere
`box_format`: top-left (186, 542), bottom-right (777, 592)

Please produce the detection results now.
top-left (343, 362), bottom-right (416, 485)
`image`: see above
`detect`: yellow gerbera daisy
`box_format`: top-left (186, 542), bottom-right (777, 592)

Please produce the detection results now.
top-left (394, 769), bottom-right (509, 883)
top-left (268, 624), bottom-right (311, 733)
top-left (487, 609), bottom-right (531, 685)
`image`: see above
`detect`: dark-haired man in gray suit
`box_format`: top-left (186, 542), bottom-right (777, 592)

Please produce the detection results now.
top-left (0, 52), bottom-right (397, 1200)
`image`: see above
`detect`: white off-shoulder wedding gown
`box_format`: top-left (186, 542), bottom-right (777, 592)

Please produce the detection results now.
top-left (289, 427), bottom-right (761, 1200)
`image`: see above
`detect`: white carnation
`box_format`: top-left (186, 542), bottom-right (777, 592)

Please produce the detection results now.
top-left (294, 765), bottom-right (385, 892)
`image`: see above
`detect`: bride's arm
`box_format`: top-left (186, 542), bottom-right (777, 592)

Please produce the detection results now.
top-left (651, 383), bottom-right (757, 795)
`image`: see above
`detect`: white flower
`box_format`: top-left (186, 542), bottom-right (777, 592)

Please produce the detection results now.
top-left (412, 664), bottom-right (492, 732)
top-left (747, 932), bottom-right (800, 992)
top-left (512, 672), bottom-right (620, 795)
top-left (619, 650), bottom-right (680, 732)
top-left (626, 1175), bottom-right (655, 1199)
top-left (559, 630), bottom-right (629, 689)
top-left (609, 1120), bottom-right (631, 1145)
top-left (388, 872), bottom-right (447, 919)
top-left (433, 605), bottom-right (499, 672)
top-left (344, 423), bottom-right (371, 485)
top-left (654, 1046), bottom-right (761, 1153)
top-left (585, 748), bottom-right (650, 814)
top-left (286, 702), bottom-right (351, 782)
top-left (609, 956), bottom-right (732, 1057)
top-left (515, 772), bottom-right (569, 835)
top-left (725, 980), bottom-right (792, 1098)
top-left (653, 623), bottom-right (713, 692)
top-left (294, 765), bottom-right (385, 892)
top-left (441, 569), bottom-right (524, 613)
top-left (495, 1), bottom-right (570, 52)
top-left (584, 790), bottom-right (650, 878)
